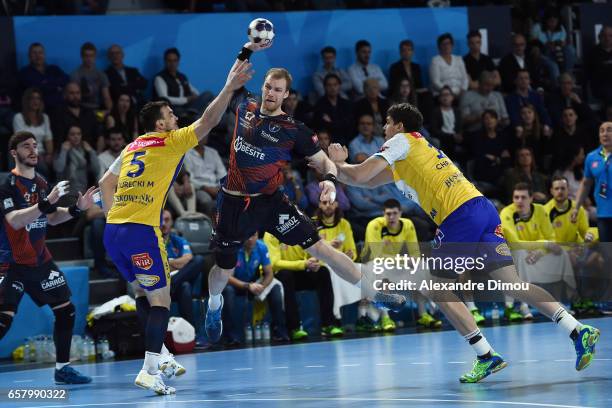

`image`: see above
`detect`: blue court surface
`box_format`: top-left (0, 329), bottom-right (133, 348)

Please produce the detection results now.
top-left (1, 317), bottom-right (610, 408)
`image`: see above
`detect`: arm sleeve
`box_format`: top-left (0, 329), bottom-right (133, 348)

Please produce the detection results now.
top-left (458, 58), bottom-right (469, 92)
top-left (0, 184), bottom-right (20, 215)
top-left (108, 150), bottom-right (124, 175)
top-left (154, 76), bottom-right (188, 106)
top-left (373, 133), bottom-right (410, 165)
top-left (43, 114), bottom-right (53, 142)
top-left (374, 65), bottom-right (388, 91)
top-left (538, 209), bottom-right (556, 241)
top-left (259, 242), bottom-right (271, 267)
top-left (178, 236), bottom-right (193, 256)
top-left (294, 126), bottom-right (321, 158)
top-left (500, 209), bottom-right (521, 243)
top-left (12, 113), bottom-right (25, 132)
top-left (583, 156), bottom-right (594, 180)
top-left (166, 125), bottom-right (198, 154)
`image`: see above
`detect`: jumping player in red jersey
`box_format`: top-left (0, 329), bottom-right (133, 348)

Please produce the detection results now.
top-left (205, 41), bottom-right (405, 343)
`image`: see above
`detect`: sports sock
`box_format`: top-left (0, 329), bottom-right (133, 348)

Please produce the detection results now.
top-left (552, 307), bottom-right (580, 340)
top-left (55, 362), bottom-right (70, 370)
top-left (465, 301), bottom-right (477, 310)
top-left (143, 351), bottom-right (161, 375)
top-left (367, 304), bottom-right (380, 321)
top-left (358, 303), bottom-right (368, 317)
top-left (208, 294), bottom-right (222, 311)
top-left (464, 328), bottom-right (492, 359)
top-left (145, 306), bottom-right (169, 354)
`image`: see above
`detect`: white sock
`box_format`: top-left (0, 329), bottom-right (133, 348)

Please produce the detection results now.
top-left (367, 304), bottom-right (380, 321)
top-left (552, 307), bottom-right (580, 336)
top-left (56, 362), bottom-right (70, 370)
top-left (380, 309), bottom-right (389, 318)
top-left (465, 301), bottom-right (477, 310)
top-left (161, 344), bottom-right (170, 356)
top-left (143, 351), bottom-right (161, 375)
top-left (358, 303), bottom-right (368, 317)
top-left (208, 294), bottom-right (222, 311)
top-left (464, 329), bottom-right (492, 357)
top-left (505, 298), bottom-right (514, 309)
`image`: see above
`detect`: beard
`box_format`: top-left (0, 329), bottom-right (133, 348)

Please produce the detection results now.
top-left (15, 151), bottom-right (37, 168)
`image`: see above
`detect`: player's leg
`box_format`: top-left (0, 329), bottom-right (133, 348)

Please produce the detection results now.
top-left (50, 300), bottom-right (91, 384)
top-left (0, 267), bottom-right (19, 340)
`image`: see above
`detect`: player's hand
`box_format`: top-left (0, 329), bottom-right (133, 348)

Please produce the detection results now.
top-left (77, 186), bottom-right (100, 211)
top-left (245, 40), bottom-right (273, 52)
top-left (319, 180), bottom-right (336, 203)
top-left (225, 59), bottom-right (254, 91)
top-left (47, 180), bottom-right (70, 204)
top-left (328, 144), bottom-right (348, 163)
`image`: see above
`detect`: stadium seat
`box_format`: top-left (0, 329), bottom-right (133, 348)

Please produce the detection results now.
top-left (173, 215), bottom-right (214, 255)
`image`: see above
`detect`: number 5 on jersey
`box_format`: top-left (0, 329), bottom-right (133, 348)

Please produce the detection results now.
top-left (127, 151), bottom-right (146, 178)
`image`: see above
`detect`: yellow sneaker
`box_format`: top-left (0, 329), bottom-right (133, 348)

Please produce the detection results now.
top-left (380, 315), bottom-right (396, 331)
top-left (134, 370), bottom-right (176, 395)
top-left (159, 353), bottom-right (186, 378)
top-left (417, 312), bottom-right (442, 329)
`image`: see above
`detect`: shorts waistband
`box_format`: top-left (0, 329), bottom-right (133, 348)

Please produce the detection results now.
top-left (222, 187), bottom-right (267, 198)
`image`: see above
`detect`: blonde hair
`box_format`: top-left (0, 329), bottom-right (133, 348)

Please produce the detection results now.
top-left (265, 68), bottom-right (292, 91)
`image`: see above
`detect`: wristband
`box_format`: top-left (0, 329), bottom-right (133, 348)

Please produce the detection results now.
top-left (68, 204), bottom-right (83, 218)
top-left (37, 198), bottom-right (57, 214)
top-left (323, 173), bottom-right (338, 184)
top-left (237, 47), bottom-right (253, 61)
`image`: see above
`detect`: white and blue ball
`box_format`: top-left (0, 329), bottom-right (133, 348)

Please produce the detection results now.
top-left (248, 18), bottom-right (275, 44)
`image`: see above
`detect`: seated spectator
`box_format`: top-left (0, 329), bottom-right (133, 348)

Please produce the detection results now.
top-left (389, 39), bottom-right (425, 95)
top-left (18, 42), bottom-right (69, 110)
top-left (463, 30), bottom-right (500, 90)
top-left (167, 169), bottom-right (197, 218)
top-left (505, 69), bottom-right (552, 129)
top-left (389, 77), bottom-right (417, 107)
top-left (348, 113), bottom-right (384, 162)
top-left (460, 71), bottom-right (509, 135)
top-left (526, 39), bottom-right (557, 93)
top-left (531, 9), bottom-right (576, 74)
top-left (312, 46), bottom-right (351, 99)
top-left (315, 128), bottom-right (331, 154)
top-left (546, 73), bottom-right (596, 130)
top-left (281, 89), bottom-right (310, 124)
top-left (183, 137), bottom-right (226, 215)
top-left (305, 170), bottom-right (350, 213)
top-left (585, 25), bottom-right (612, 105)
top-left (354, 78), bottom-right (388, 136)
top-left (430, 86), bottom-right (467, 166)
top-left (12, 87), bottom-right (53, 176)
top-left (54, 125), bottom-right (100, 206)
top-left (104, 92), bottom-right (139, 143)
top-left (71, 42), bottom-right (112, 112)
top-left (429, 33), bottom-right (469, 97)
top-left (222, 232), bottom-right (288, 344)
top-left (105, 44), bottom-right (148, 107)
top-left (552, 107), bottom-right (596, 171)
top-left (501, 147), bottom-right (549, 204)
top-left (472, 110), bottom-right (511, 194)
top-left (499, 33), bottom-right (531, 94)
top-left (51, 82), bottom-right (101, 151)
top-left (97, 128), bottom-right (125, 178)
top-left (553, 146), bottom-right (597, 222)
top-left (513, 103), bottom-right (553, 169)
top-left (162, 209), bottom-right (205, 326)
top-left (312, 73), bottom-right (354, 145)
top-left (154, 48), bottom-right (212, 119)
top-left (347, 40), bottom-right (388, 99)
top-left (280, 163), bottom-right (308, 210)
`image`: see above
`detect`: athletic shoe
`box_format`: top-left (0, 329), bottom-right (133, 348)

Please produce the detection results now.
top-left (322, 326), bottom-right (344, 337)
top-left (54, 365), bottom-right (92, 384)
top-left (519, 303), bottom-right (533, 320)
top-left (574, 324), bottom-right (600, 371)
top-left (159, 353), bottom-right (186, 379)
top-left (205, 295), bottom-right (224, 343)
top-left (134, 369), bottom-right (176, 395)
top-left (504, 307), bottom-right (523, 322)
top-left (380, 315), bottom-right (396, 331)
top-left (417, 312), bottom-right (442, 329)
top-left (356, 315), bottom-right (380, 332)
top-left (291, 328), bottom-right (308, 341)
top-left (372, 292), bottom-right (406, 312)
top-left (459, 352), bottom-right (508, 383)
top-left (470, 308), bottom-right (486, 325)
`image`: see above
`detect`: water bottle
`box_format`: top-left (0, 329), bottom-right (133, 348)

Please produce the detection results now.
top-left (491, 303), bottom-right (500, 323)
top-left (262, 322), bottom-right (271, 342)
top-left (80, 336), bottom-right (89, 361)
top-left (35, 336), bottom-right (43, 363)
top-left (245, 324), bottom-right (253, 343)
top-left (88, 338), bottom-right (96, 361)
top-left (23, 339), bottom-right (31, 362)
top-left (254, 323), bottom-right (262, 342)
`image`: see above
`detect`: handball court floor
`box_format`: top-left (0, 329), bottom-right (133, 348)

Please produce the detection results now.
top-left (1, 317), bottom-right (610, 408)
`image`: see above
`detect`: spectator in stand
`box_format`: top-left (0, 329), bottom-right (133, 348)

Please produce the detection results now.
top-left (505, 69), bottom-right (552, 128)
top-left (97, 128), bottom-right (125, 178)
top-left (472, 110), bottom-right (511, 195)
top-left (389, 39), bottom-right (425, 95)
top-left (12, 88), bottom-right (53, 176)
top-left (282, 89), bottom-right (310, 124)
top-left (153, 48), bottom-right (212, 118)
top-left (526, 39), bottom-right (557, 93)
top-left (222, 232), bottom-right (288, 344)
top-left (105, 44), bottom-right (148, 107)
top-left (71, 42), bottom-right (112, 112)
top-left (280, 163), bottom-right (308, 210)
top-left (348, 113), bottom-right (384, 162)
top-left (501, 147), bottom-right (549, 204)
top-left (463, 30), bottom-right (500, 90)
top-left (167, 169), bottom-right (197, 218)
top-left (305, 170), bottom-right (350, 213)
top-left (429, 33), bottom-right (469, 97)
top-left (552, 107), bottom-right (596, 171)
top-left (513, 103), bottom-right (553, 169)
top-left (54, 125), bottom-right (100, 206)
top-left (499, 33), bottom-right (531, 94)
top-left (389, 78), bottom-right (417, 107)
top-left (183, 137), bottom-right (227, 215)
top-left (312, 73), bottom-right (354, 145)
top-left (347, 40), bottom-right (388, 99)
top-left (460, 70), bottom-right (509, 135)
top-left (312, 46), bottom-right (351, 99)
top-left (161, 209), bottom-right (205, 326)
top-left (586, 25), bottom-right (612, 105)
top-left (18, 43), bottom-right (69, 111)
top-left (104, 92), bottom-right (139, 143)
top-left (531, 9), bottom-right (576, 75)
top-left (430, 86), bottom-right (467, 166)
top-left (315, 128), bottom-right (331, 154)
top-left (546, 73), bottom-right (596, 130)
top-left (51, 82), bottom-right (101, 151)
top-left (354, 78), bottom-right (389, 137)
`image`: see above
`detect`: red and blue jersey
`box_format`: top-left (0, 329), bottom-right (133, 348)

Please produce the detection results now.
top-left (224, 95), bottom-right (321, 195)
top-left (0, 171), bottom-right (53, 266)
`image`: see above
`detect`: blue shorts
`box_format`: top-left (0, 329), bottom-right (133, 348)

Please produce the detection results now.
top-left (432, 197), bottom-right (513, 277)
top-left (103, 223), bottom-right (170, 291)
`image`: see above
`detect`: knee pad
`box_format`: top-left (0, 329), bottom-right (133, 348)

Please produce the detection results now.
top-left (0, 313), bottom-right (13, 339)
top-left (53, 303), bottom-right (75, 331)
top-left (215, 247), bottom-right (238, 270)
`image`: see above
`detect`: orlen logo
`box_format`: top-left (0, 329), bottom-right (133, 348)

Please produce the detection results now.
top-left (127, 137), bottom-right (166, 152)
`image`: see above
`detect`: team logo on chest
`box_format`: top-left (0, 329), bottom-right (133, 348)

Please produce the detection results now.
top-left (269, 122), bottom-right (281, 133)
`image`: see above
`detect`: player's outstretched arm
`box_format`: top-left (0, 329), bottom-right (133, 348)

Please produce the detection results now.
top-left (48, 186), bottom-right (100, 225)
top-left (193, 41), bottom-right (271, 141)
top-left (3, 181), bottom-right (70, 230)
top-left (307, 150), bottom-right (339, 202)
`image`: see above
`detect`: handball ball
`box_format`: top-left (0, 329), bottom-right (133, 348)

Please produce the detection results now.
top-left (248, 18), bottom-right (275, 44)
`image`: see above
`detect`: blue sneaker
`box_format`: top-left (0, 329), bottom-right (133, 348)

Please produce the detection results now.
top-left (55, 365), bottom-right (92, 384)
top-left (372, 292), bottom-right (406, 312)
top-left (205, 295), bottom-right (224, 343)
top-left (460, 352), bottom-right (508, 383)
top-left (574, 324), bottom-right (600, 371)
